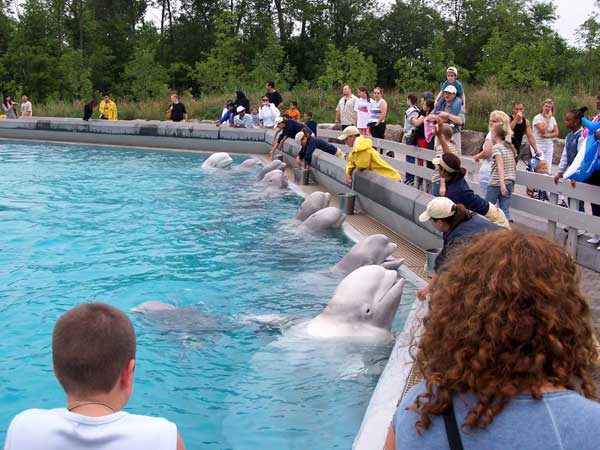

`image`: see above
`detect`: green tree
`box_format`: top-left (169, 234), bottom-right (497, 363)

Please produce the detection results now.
top-left (318, 44), bottom-right (376, 90)
top-left (123, 48), bottom-right (168, 100)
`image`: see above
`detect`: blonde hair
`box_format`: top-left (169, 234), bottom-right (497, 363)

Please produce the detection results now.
top-left (488, 110), bottom-right (513, 142)
top-left (535, 160), bottom-right (549, 173)
top-left (540, 98), bottom-right (554, 113)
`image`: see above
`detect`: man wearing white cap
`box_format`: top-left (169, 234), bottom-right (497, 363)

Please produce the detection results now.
top-left (233, 106), bottom-right (254, 128)
top-left (270, 116), bottom-right (311, 159)
top-left (416, 196), bottom-right (501, 300)
top-left (429, 83), bottom-right (465, 153)
top-left (294, 130), bottom-right (344, 168)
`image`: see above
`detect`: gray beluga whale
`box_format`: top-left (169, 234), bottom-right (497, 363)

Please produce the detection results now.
top-left (295, 191), bottom-right (331, 221)
top-left (261, 169), bottom-right (288, 189)
top-left (201, 152), bottom-right (233, 169)
top-left (307, 265), bottom-right (405, 342)
top-left (332, 234), bottom-right (404, 275)
top-left (256, 160), bottom-right (286, 180)
top-left (299, 206), bottom-right (345, 232)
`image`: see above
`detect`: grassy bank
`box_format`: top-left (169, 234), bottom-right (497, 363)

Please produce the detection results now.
top-left (33, 84), bottom-right (596, 137)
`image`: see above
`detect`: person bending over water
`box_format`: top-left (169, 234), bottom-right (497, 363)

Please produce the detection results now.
top-left (294, 129), bottom-right (343, 168)
top-left (387, 230), bottom-right (600, 450)
top-left (4, 303), bottom-right (186, 450)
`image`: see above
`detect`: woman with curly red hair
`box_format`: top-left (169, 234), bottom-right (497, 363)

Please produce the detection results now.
top-left (386, 230), bottom-right (600, 449)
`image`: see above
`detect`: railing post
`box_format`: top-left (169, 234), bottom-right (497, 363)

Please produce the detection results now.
top-left (547, 192), bottom-right (558, 239)
top-left (566, 196), bottom-right (579, 255)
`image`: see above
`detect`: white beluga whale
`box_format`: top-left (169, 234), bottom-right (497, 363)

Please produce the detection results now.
top-left (332, 234), bottom-right (404, 275)
top-left (260, 169), bottom-right (288, 189)
top-left (295, 191), bottom-right (331, 221)
top-left (300, 206), bottom-right (345, 232)
top-left (201, 152), bottom-right (233, 169)
top-left (307, 265), bottom-right (405, 342)
top-left (256, 160), bottom-right (286, 180)
top-left (233, 158), bottom-right (261, 171)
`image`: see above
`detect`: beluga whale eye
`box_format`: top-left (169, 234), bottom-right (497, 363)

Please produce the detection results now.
top-left (361, 304), bottom-right (372, 315)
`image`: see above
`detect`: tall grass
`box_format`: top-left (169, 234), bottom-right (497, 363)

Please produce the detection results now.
top-left (33, 84), bottom-right (596, 137)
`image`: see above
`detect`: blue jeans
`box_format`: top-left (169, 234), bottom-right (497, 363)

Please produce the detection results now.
top-left (486, 181), bottom-right (514, 221)
top-left (432, 181), bottom-right (441, 197)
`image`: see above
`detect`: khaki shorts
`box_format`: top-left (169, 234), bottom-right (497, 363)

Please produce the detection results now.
top-left (485, 203), bottom-right (510, 228)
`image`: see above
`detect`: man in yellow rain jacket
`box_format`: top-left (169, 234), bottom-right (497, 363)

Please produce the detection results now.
top-left (98, 94), bottom-right (117, 120)
top-left (338, 126), bottom-right (401, 184)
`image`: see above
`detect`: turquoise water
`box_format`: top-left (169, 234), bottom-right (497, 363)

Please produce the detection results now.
top-left (0, 141), bottom-right (415, 449)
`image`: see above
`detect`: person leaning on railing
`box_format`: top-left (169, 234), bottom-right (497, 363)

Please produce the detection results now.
top-left (337, 126), bottom-right (401, 184)
top-left (433, 153), bottom-right (509, 228)
top-left (385, 230), bottom-right (600, 450)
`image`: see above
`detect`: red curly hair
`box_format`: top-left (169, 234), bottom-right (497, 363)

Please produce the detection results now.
top-left (411, 230), bottom-right (599, 431)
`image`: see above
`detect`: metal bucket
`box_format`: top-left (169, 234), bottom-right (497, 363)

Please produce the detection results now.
top-left (294, 168), bottom-right (310, 185)
top-left (338, 193), bottom-right (356, 215)
top-left (424, 248), bottom-right (442, 277)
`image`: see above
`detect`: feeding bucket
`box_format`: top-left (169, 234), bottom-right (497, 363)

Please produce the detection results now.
top-left (338, 193), bottom-right (356, 215)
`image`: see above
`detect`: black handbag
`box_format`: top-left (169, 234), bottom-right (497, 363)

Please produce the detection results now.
top-left (443, 399), bottom-right (464, 450)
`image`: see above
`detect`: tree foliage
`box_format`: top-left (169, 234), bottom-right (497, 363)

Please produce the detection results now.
top-left (0, 0), bottom-right (596, 103)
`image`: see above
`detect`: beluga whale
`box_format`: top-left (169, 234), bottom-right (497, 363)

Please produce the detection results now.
top-left (256, 160), bottom-right (286, 180)
top-left (233, 158), bottom-right (262, 171)
top-left (295, 191), bottom-right (331, 221)
top-left (201, 152), bottom-right (233, 169)
top-left (306, 265), bottom-right (405, 342)
top-left (261, 169), bottom-right (289, 189)
top-left (332, 234), bottom-right (404, 275)
top-left (299, 206), bottom-right (345, 232)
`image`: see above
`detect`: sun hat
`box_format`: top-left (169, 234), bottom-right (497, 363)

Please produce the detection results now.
top-left (418, 197), bottom-right (456, 222)
top-left (337, 126), bottom-right (360, 141)
top-left (447, 66), bottom-right (458, 76)
top-left (295, 131), bottom-right (306, 146)
top-left (432, 155), bottom-right (456, 173)
top-left (236, 105), bottom-right (245, 113)
top-left (274, 117), bottom-right (285, 126)
top-left (443, 85), bottom-right (457, 95)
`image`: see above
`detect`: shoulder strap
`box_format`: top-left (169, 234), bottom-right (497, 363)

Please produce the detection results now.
top-left (443, 399), bottom-right (464, 450)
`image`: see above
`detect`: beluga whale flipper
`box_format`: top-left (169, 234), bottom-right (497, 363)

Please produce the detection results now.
top-left (299, 206), bottom-right (345, 232)
top-left (307, 265), bottom-right (405, 342)
top-left (332, 234), bottom-right (404, 275)
top-left (256, 160), bottom-right (286, 180)
top-left (295, 191), bottom-right (331, 221)
top-left (202, 152), bottom-right (233, 169)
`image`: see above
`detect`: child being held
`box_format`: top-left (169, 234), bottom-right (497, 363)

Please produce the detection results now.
top-left (285, 101), bottom-right (301, 121)
top-left (434, 66), bottom-right (466, 113)
top-left (250, 107), bottom-right (260, 128)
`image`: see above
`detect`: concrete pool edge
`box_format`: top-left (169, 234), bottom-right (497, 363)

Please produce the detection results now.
top-left (0, 120), bottom-right (427, 449)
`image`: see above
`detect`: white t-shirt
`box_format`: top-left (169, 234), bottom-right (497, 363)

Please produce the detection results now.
top-left (258, 104), bottom-right (280, 127)
top-left (354, 98), bottom-right (373, 129)
top-left (532, 114), bottom-right (557, 148)
top-left (20, 101), bottom-right (32, 116)
top-left (4, 408), bottom-right (177, 450)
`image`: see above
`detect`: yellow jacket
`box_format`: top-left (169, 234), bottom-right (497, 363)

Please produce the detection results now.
top-left (346, 136), bottom-right (401, 181)
top-left (99, 100), bottom-right (117, 120)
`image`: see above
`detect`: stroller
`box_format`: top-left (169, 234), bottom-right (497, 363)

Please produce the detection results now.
top-left (526, 156), bottom-right (549, 201)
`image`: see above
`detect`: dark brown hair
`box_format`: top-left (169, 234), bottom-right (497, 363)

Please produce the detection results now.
top-left (434, 203), bottom-right (472, 232)
top-left (52, 303), bottom-right (136, 395)
top-left (439, 153), bottom-right (466, 180)
top-left (411, 231), bottom-right (599, 432)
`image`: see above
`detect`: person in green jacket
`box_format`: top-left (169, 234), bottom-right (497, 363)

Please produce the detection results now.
top-left (338, 126), bottom-right (401, 184)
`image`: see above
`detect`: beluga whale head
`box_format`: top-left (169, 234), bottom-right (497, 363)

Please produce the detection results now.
top-left (307, 265), bottom-right (405, 342)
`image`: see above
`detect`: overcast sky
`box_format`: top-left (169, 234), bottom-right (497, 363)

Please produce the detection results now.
top-left (144, 0), bottom-right (597, 47)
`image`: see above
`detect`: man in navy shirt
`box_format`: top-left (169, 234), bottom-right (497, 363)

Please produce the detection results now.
top-left (270, 116), bottom-right (312, 159)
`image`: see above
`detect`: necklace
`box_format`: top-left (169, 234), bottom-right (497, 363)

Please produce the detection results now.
top-left (67, 401), bottom-right (116, 413)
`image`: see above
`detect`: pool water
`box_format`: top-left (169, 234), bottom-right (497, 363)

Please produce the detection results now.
top-left (0, 141), bottom-right (415, 449)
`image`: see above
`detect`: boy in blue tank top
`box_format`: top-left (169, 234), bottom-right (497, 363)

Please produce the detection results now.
top-left (4, 303), bottom-right (186, 450)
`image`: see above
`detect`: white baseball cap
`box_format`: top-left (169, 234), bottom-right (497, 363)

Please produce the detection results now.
top-left (447, 66), bottom-right (458, 76)
top-left (236, 105), bottom-right (245, 113)
top-left (274, 117), bottom-right (285, 126)
top-left (337, 126), bottom-right (360, 140)
top-left (443, 85), bottom-right (457, 95)
top-left (418, 197), bottom-right (456, 222)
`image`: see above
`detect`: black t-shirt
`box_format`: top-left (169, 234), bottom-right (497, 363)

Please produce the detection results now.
top-left (170, 103), bottom-right (187, 122)
top-left (265, 91), bottom-right (283, 107)
top-left (413, 109), bottom-right (426, 140)
top-left (509, 115), bottom-right (527, 154)
top-left (83, 104), bottom-right (94, 121)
